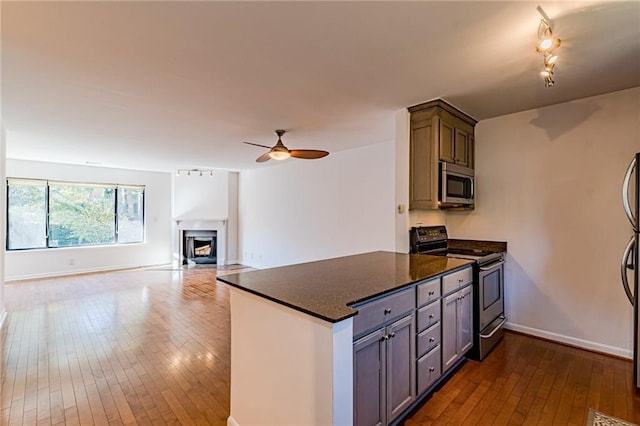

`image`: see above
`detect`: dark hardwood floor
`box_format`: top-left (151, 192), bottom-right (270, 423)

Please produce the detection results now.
top-left (1, 267), bottom-right (638, 425)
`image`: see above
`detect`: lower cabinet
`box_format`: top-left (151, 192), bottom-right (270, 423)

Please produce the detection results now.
top-left (442, 284), bottom-right (473, 372)
top-left (416, 345), bottom-right (441, 395)
top-left (354, 314), bottom-right (415, 426)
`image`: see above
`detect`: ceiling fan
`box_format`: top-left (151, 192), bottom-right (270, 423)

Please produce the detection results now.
top-left (243, 130), bottom-right (330, 163)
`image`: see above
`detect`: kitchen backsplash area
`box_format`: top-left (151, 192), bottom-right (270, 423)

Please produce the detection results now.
top-left (409, 209), bottom-right (447, 229)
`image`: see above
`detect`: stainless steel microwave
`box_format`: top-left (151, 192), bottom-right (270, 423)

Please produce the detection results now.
top-left (439, 162), bottom-right (475, 208)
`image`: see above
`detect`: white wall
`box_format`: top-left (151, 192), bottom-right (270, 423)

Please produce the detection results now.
top-left (0, 126), bottom-right (6, 327)
top-left (447, 87), bottom-right (640, 357)
top-left (239, 141), bottom-right (396, 268)
top-left (171, 170), bottom-right (239, 264)
top-left (229, 288), bottom-right (352, 426)
top-left (173, 171), bottom-right (230, 220)
top-left (5, 159), bottom-right (173, 280)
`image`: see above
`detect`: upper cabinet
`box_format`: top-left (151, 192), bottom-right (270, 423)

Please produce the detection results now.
top-left (408, 100), bottom-right (477, 210)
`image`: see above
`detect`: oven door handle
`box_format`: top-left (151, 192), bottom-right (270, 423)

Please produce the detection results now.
top-left (480, 316), bottom-right (507, 339)
top-left (479, 260), bottom-right (506, 271)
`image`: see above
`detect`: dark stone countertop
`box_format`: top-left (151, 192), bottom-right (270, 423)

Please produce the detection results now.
top-left (217, 251), bottom-right (473, 323)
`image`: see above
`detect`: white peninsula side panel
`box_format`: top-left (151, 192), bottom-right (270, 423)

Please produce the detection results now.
top-left (228, 288), bottom-right (353, 426)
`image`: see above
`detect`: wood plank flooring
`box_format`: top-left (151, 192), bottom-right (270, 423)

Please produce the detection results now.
top-left (1, 267), bottom-right (639, 425)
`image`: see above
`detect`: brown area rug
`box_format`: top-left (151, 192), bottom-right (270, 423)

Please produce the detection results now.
top-left (587, 409), bottom-right (638, 426)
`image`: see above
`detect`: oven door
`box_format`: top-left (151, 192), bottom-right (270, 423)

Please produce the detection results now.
top-left (478, 259), bottom-right (505, 331)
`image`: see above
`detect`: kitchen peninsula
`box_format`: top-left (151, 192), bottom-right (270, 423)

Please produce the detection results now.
top-left (217, 251), bottom-right (474, 426)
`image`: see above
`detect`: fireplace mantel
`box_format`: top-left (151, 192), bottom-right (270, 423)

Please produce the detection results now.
top-left (174, 218), bottom-right (228, 265)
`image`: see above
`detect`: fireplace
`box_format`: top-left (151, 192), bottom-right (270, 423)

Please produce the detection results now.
top-left (175, 218), bottom-right (228, 266)
top-left (183, 230), bottom-right (217, 264)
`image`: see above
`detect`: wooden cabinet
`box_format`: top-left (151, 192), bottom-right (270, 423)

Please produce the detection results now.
top-left (354, 328), bottom-right (386, 426)
top-left (442, 284), bottom-right (473, 372)
top-left (354, 314), bottom-right (415, 426)
top-left (353, 267), bottom-right (475, 425)
top-left (415, 278), bottom-right (443, 397)
top-left (408, 99), bottom-right (477, 210)
top-left (386, 315), bottom-right (416, 422)
top-left (353, 288), bottom-right (416, 426)
top-left (440, 119), bottom-right (474, 169)
top-left (408, 110), bottom-right (439, 210)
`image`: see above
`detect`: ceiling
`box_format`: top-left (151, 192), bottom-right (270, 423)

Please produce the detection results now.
top-left (2, 1), bottom-right (639, 172)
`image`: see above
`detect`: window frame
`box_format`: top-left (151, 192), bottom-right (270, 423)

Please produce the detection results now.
top-left (6, 178), bottom-right (146, 251)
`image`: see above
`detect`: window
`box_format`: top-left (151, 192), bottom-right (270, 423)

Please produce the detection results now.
top-left (6, 178), bottom-right (145, 250)
top-left (7, 179), bottom-right (47, 250)
top-left (117, 186), bottom-right (145, 244)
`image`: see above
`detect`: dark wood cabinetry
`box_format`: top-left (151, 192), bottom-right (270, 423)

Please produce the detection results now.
top-left (353, 289), bottom-right (415, 426)
top-left (442, 266), bottom-right (474, 373)
top-left (353, 266), bottom-right (473, 425)
top-left (408, 99), bottom-right (477, 210)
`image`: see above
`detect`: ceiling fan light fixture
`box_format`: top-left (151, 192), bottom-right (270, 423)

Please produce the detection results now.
top-left (243, 129), bottom-right (329, 162)
top-left (269, 150), bottom-right (291, 160)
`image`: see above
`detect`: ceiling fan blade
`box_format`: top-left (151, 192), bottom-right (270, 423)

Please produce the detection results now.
top-left (256, 152), bottom-right (272, 163)
top-left (243, 141), bottom-right (273, 149)
top-left (289, 149), bottom-right (329, 160)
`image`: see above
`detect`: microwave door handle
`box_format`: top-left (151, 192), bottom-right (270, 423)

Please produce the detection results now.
top-left (622, 156), bottom-right (637, 231)
top-left (621, 235), bottom-right (635, 305)
top-left (470, 177), bottom-right (475, 200)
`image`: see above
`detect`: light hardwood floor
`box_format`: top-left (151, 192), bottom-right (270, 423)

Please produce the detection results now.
top-left (1, 267), bottom-right (638, 425)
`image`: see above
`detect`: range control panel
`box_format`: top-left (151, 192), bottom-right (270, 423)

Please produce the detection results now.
top-left (411, 225), bottom-right (447, 243)
top-left (409, 225), bottom-right (448, 254)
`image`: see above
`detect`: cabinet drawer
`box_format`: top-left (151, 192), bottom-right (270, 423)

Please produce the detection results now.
top-left (353, 287), bottom-right (415, 338)
top-left (417, 345), bottom-right (441, 395)
top-left (442, 266), bottom-right (473, 295)
top-left (417, 323), bottom-right (440, 358)
top-left (417, 278), bottom-right (440, 307)
top-left (417, 301), bottom-right (441, 332)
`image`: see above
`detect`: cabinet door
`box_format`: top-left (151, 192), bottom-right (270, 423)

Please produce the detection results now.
top-left (386, 315), bottom-right (416, 423)
top-left (458, 285), bottom-right (473, 355)
top-left (454, 128), bottom-right (470, 167)
top-left (439, 119), bottom-right (455, 163)
top-left (468, 135), bottom-right (474, 169)
top-left (354, 329), bottom-right (386, 426)
top-left (409, 117), bottom-right (438, 210)
top-left (442, 292), bottom-right (459, 372)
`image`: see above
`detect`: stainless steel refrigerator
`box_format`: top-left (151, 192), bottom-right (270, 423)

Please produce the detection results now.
top-left (622, 152), bottom-right (640, 390)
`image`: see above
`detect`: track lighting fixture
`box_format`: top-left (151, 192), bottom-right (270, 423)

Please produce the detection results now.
top-left (176, 169), bottom-right (215, 177)
top-left (536, 12), bottom-right (561, 87)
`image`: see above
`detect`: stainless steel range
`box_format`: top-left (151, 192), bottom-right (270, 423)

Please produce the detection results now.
top-left (410, 225), bottom-right (506, 360)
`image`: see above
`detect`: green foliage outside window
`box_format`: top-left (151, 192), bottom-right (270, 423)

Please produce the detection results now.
top-left (6, 179), bottom-right (145, 250)
top-left (49, 185), bottom-right (116, 247)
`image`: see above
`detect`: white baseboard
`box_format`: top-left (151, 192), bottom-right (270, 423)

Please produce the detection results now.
top-left (0, 309), bottom-right (7, 330)
top-left (5, 263), bottom-right (172, 283)
top-left (227, 416), bottom-right (240, 426)
top-left (505, 322), bottom-right (632, 359)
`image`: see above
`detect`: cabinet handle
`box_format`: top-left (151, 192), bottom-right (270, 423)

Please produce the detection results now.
top-left (458, 278), bottom-right (463, 283)
top-left (429, 367), bottom-right (435, 372)
top-left (384, 308), bottom-right (392, 315)
top-left (428, 290), bottom-right (435, 296)
top-left (429, 314), bottom-right (434, 319)
top-left (389, 332), bottom-right (395, 338)
top-left (429, 337), bottom-right (435, 342)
